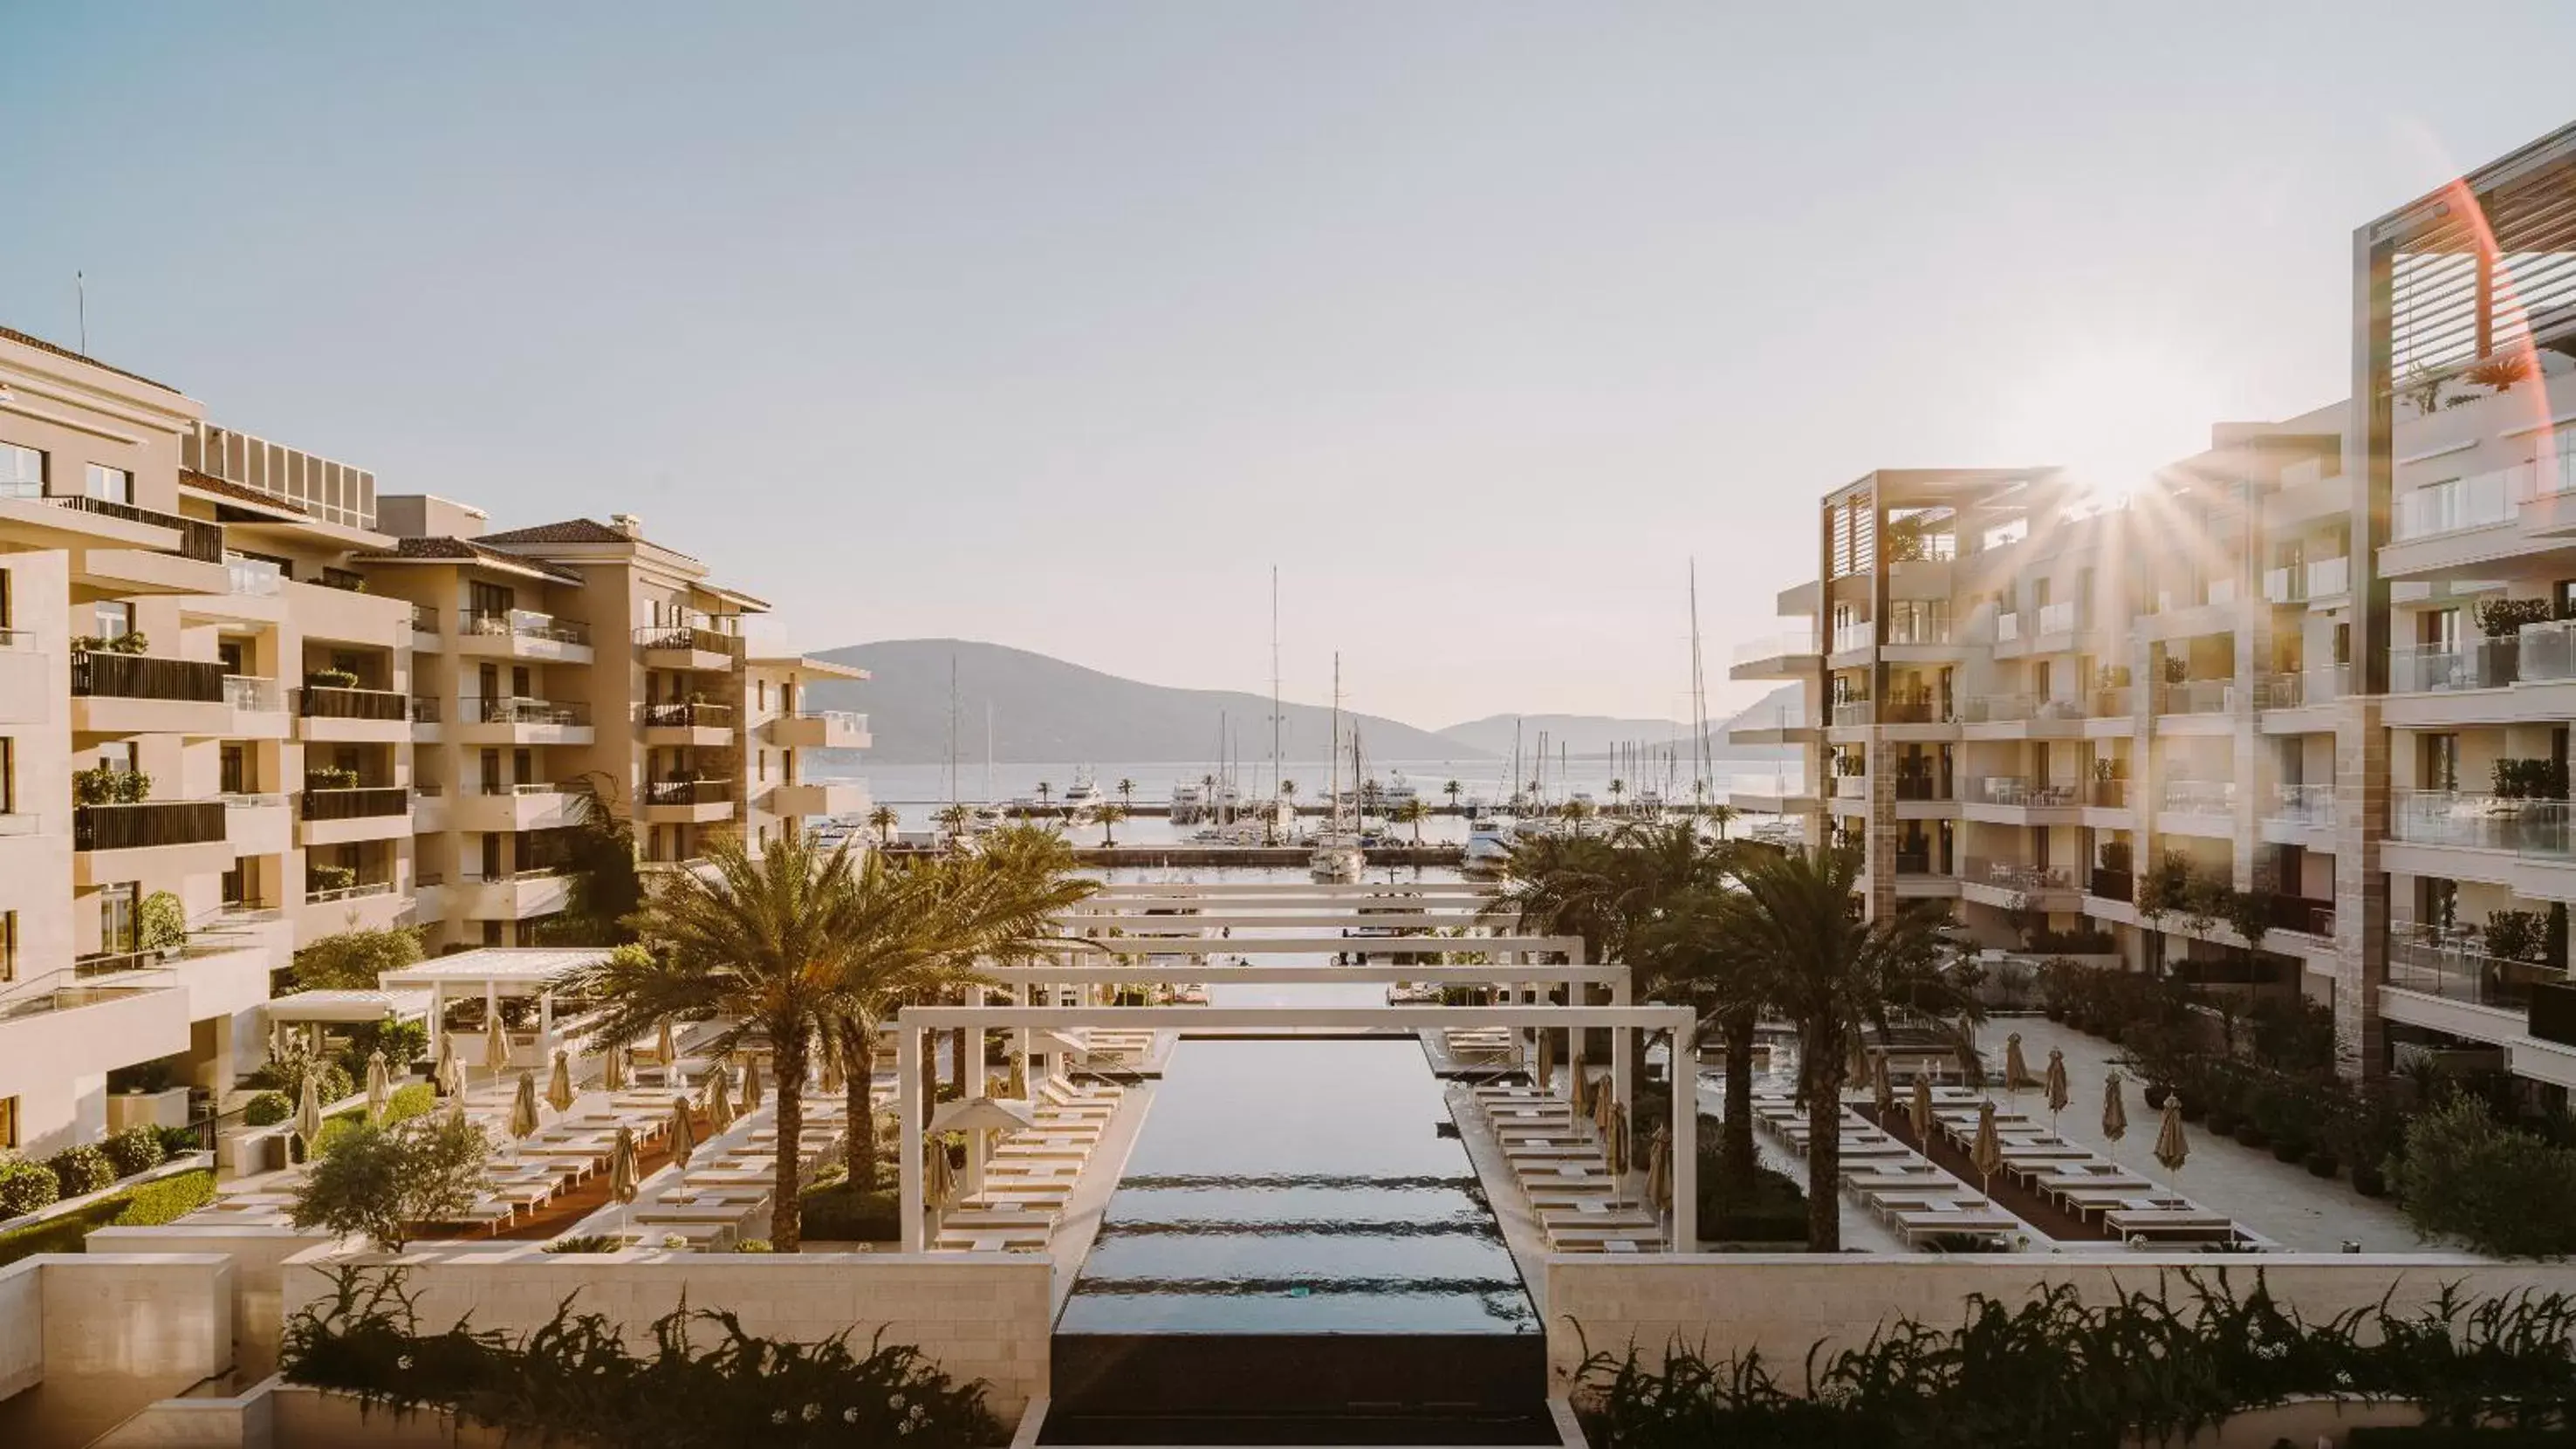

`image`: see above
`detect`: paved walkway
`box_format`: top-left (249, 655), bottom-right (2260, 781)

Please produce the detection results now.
top-left (1977, 1015), bottom-right (2425, 1254)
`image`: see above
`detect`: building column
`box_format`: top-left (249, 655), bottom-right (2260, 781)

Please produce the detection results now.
top-left (2333, 697), bottom-right (2389, 1077)
top-left (1670, 1030), bottom-right (1696, 1251)
top-left (897, 1022), bottom-right (923, 1251)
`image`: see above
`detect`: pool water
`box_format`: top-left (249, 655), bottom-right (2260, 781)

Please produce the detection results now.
top-left (1057, 1035), bottom-right (1536, 1336)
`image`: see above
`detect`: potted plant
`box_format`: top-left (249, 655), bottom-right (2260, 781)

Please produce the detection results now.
top-left (304, 666), bottom-right (361, 690)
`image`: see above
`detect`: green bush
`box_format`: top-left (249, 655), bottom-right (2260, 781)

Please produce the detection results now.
top-left (49, 1145), bottom-right (115, 1198)
top-left (0, 1157), bottom-right (60, 1218)
top-left (2393, 1096), bottom-right (2576, 1257)
top-left (244, 1090), bottom-right (291, 1127)
top-left (1699, 1151), bottom-right (1807, 1244)
top-left (545, 1234), bottom-right (625, 1254)
top-left (0, 1170), bottom-right (215, 1267)
top-left (733, 1239), bottom-right (775, 1253)
top-left (799, 1176), bottom-right (900, 1242)
top-left (100, 1125), bottom-right (167, 1177)
top-left (311, 1083), bottom-right (436, 1158)
top-left (291, 926), bottom-right (424, 994)
top-left (153, 1124), bottom-right (203, 1159)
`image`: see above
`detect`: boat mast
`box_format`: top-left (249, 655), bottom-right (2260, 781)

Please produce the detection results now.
top-left (946, 653), bottom-right (960, 818)
top-left (1270, 566), bottom-right (1283, 807)
top-left (1689, 560), bottom-right (1712, 813)
top-left (1330, 653), bottom-right (1344, 833)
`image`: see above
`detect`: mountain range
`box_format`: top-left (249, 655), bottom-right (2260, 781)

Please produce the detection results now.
top-left (798, 639), bottom-right (1797, 766)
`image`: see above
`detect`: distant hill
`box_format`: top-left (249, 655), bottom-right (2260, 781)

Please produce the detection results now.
top-left (799, 639), bottom-right (1490, 765)
top-left (1435, 687), bottom-right (1802, 761)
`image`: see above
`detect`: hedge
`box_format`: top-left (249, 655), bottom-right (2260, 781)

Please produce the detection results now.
top-left (799, 1178), bottom-right (899, 1241)
top-left (0, 1168), bottom-right (216, 1268)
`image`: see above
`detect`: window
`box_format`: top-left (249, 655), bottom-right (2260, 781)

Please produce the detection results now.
top-left (0, 1095), bottom-right (16, 1151)
top-left (99, 883), bottom-right (139, 955)
top-left (1, 736), bottom-right (12, 814)
top-left (92, 599), bottom-right (133, 642)
top-left (0, 910), bottom-right (15, 983)
top-left (85, 464), bottom-right (133, 504)
top-left (218, 639), bottom-right (245, 675)
top-left (2422, 734), bottom-right (2460, 792)
top-left (756, 680), bottom-right (769, 712)
top-left (469, 580), bottom-right (514, 619)
top-left (0, 442), bottom-right (42, 498)
top-left (2421, 608), bottom-right (2462, 653)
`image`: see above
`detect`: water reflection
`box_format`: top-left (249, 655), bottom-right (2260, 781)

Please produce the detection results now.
top-left (1058, 1037), bottom-right (1537, 1336)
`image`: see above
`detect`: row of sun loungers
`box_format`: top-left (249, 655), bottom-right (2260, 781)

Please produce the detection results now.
top-left (1752, 1095), bottom-right (2024, 1247)
top-left (933, 1076), bottom-right (1127, 1252)
top-left (1470, 1083), bottom-right (1668, 1254)
top-left (1914, 1093), bottom-right (2258, 1247)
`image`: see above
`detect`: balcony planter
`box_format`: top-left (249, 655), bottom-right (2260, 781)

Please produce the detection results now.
top-left (2232, 1120), bottom-right (2269, 1149)
top-left (2351, 1163), bottom-right (2389, 1198)
top-left (2304, 1149), bottom-right (2340, 1178)
top-left (2141, 1083), bottom-right (2171, 1110)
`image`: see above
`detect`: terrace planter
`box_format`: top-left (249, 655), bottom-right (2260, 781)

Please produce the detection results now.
top-left (2305, 1150), bottom-right (2340, 1178)
top-left (106, 1086), bottom-right (192, 1132)
top-left (2352, 1165), bottom-right (2390, 1198)
top-left (2204, 1107), bottom-right (2236, 1134)
top-left (2233, 1122), bottom-right (2270, 1150)
top-left (2141, 1084), bottom-right (2171, 1110)
top-left (2271, 1138), bottom-right (2308, 1165)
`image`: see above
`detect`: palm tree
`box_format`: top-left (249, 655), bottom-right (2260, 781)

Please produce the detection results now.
top-left (1279, 779), bottom-right (1298, 813)
top-left (1116, 777), bottom-right (1135, 810)
top-left (570, 831), bottom-right (866, 1249)
top-left (1702, 846), bottom-right (1976, 1251)
top-left (1443, 779), bottom-right (1463, 813)
top-left (932, 803), bottom-right (970, 842)
top-left (1035, 781), bottom-right (1053, 810)
top-left (1391, 797), bottom-right (1429, 844)
top-left (1608, 778), bottom-right (1626, 815)
top-left (1706, 802), bottom-right (1737, 840)
top-left (867, 803), bottom-right (899, 845)
top-left (1560, 797), bottom-right (1597, 837)
top-left (1094, 802), bottom-right (1129, 846)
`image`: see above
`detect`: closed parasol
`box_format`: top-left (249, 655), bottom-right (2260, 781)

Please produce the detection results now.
top-left (546, 1049), bottom-right (574, 1113)
top-left (1909, 1074), bottom-right (1934, 1144)
top-left (1592, 1074), bottom-right (1617, 1138)
top-left (433, 1035), bottom-right (464, 1098)
top-left (1645, 1122), bottom-right (1672, 1213)
top-left (364, 1049), bottom-right (390, 1123)
top-left (2154, 1097), bottom-right (2189, 1173)
top-left (1607, 1101), bottom-right (1630, 1179)
top-left (484, 1012), bottom-right (511, 1081)
top-left (2044, 1049), bottom-right (2070, 1117)
top-left (743, 1057), bottom-right (764, 1111)
top-left (603, 1042), bottom-right (629, 1093)
top-left (703, 1067), bottom-right (734, 1134)
top-left (1535, 1028), bottom-right (1554, 1093)
top-left (294, 1074), bottom-right (324, 1159)
top-left (667, 1094), bottom-right (696, 1171)
top-left (656, 1019), bottom-right (677, 1068)
top-left (510, 1070), bottom-right (541, 1139)
top-left (2102, 1070), bottom-right (2129, 1145)
top-left (1873, 1053), bottom-right (1895, 1121)
top-left (1970, 1098), bottom-right (2004, 1187)
top-left (2004, 1032), bottom-right (2031, 1092)
top-left (926, 1139), bottom-right (957, 1211)
top-left (819, 1034), bottom-right (846, 1097)
top-left (608, 1126), bottom-right (641, 1206)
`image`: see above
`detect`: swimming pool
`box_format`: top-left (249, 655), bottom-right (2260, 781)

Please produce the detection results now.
top-left (1056, 1035), bottom-right (1536, 1336)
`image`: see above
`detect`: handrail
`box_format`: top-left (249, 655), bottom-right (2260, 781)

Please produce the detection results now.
top-left (45, 494), bottom-right (224, 563)
top-left (72, 799), bottom-right (228, 851)
top-left (462, 609), bottom-right (590, 646)
top-left (72, 651), bottom-right (228, 702)
top-left (298, 786), bottom-right (412, 821)
top-left (298, 684), bottom-right (408, 720)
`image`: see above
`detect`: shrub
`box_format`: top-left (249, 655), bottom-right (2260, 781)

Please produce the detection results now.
top-left (113, 1169), bottom-right (216, 1227)
top-left (290, 1115), bottom-right (493, 1253)
top-left (152, 1124), bottom-right (202, 1159)
top-left (0, 1157), bottom-right (60, 1218)
top-left (545, 1234), bottom-right (625, 1254)
top-left (137, 890), bottom-right (188, 953)
top-left (250, 1042), bottom-right (354, 1108)
top-left (2304, 1149), bottom-right (2340, 1179)
top-left (0, 1170), bottom-right (216, 1268)
top-left (281, 1264), bottom-right (1000, 1446)
top-left (733, 1239), bottom-right (775, 1253)
top-left (244, 1090), bottom-right (291, 1127)
top-left (2393, 1096), bottom-right (2576, 1256)
top-left (291, 925), bottom-right (423, 993)
top-left (799, 1177), bottom-right (899, 1242)
top-left (100, 1125), bottom-right (167, 1177)
top-left (49, 1145), bottom-right (115, 1198)
top-left (311, 1083), bottom-right (436, 1159)
top-left (339, 1017), bottom-right (428, 1074)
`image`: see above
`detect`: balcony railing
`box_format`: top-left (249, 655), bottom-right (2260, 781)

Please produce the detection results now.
top-left (1892, 851), bottom-right (1935, 875)
top-left (1830, 700), bottom-right (1875, 727)
top-left (645, 779), bottom-right (735, 807)
top-left (2390, 637), bottom-right (2520, 693)
top-left (0, 967), bottom-right (178, 1024)
top-left (223, 674), bottom-right (283, 712)
top-left (2522, 620), bottom-right (2576, 682)
top-left (1963, 857), bottom-right (2072, 893)
top-left (2090, 685), bottom-right (2134, 717)
top-left (2090, 779), bottom-right (2128, 809)
top-left (2155, 680), bottom-right (2234, 714)
top-left (786, 708), bottom-right (868, 734)
top-left (2266, 783), bottom-right (2336, 828)
top-left (2308, 557), bottom-right (2350, 597)
top-left (226, 556), bottom-right (284, 597)
top-left (462, 696), bottom-right (592, 728)
top-left (2261, 564), bottom-right (2305, 605)
top-left (1995, 612), bottom-right (2021, 643)
top-left (2389, 790), bottom-right (2576, 858)
top-left (2268, 896), bottom-right (2337, 939)
top-left (72, 800), bottom-right (228, 851)
top-left (1892, 774), bottom-right (1947, 802)
top-left (410, 696), bottom-right (441, 722)
top-left (2089, 869), bottom-right (2134, 902)
top-left (220, 791), bottom-right (288, 809)
top-left (298, 685), bottom-right (408, 721)
top-left (2253, 665), bottom-right (2350, 709)
top-left (299, 787), bottom-right (412, 821)
top-left (2391, 461), bottom-right (2549, 542)
top-left (1960, 693), bottom-right (2088, 724)
top-left (43, 494), bottom-right (225, 563)
top-left (305, 879), bottom-right (396, 906)
top-left (1731, 629), bottom-right (1820, 663)
top-left (1883, 612), bottom-right (1953, 646)
top-left (408, 603), bottom-right (440, 634)
top-left (1830, 776), bottom-right (1868, 800)
top-left (1831, 620), bottom-right (1875, 653)
top-left (635, 625), bottom-right (745, 658)
top-left (2162, 779), bottom-right (2236, 814)
top-left (462, 609), bottom-right (590, 646)
top-left (2388, 936), bottom-right (2565, 1012)
top-left (2036, 600), bottom-right (2079, 635)
top-left (461, 865), bottom-right (579, 885)
top-left (645, 701), bottom-right (735, 729)
top-left (72, 651), bottom-right (228, 702)
top-left (1973, 777), bottom-right (2079, 808)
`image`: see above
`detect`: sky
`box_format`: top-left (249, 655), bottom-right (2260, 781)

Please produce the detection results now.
top-left (6, 3), bottom-right (2574, 728)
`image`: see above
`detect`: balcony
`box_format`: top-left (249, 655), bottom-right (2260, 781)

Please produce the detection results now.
top-left (644, 700), bottom-right (735, 745)
top-left (2267, 895), bottom-right (2337, 940)
top-left (2034, 600), bottom-right (2080, 637)
top-left (1830, 619), bottom-right (1875, 655)
top-left (2388, 789), bottom-right (2575, 858)
top-left (298, 684), bottom-right (412, 742)
top-left (2258, 558), bottom-right (2348, 607)
top-left (2264, 783), bottom-right (2336, 829)
top-left (296, 878), bottom-right (410, 946)
top-left (2390, 638), bottom-right (2520, 694)
top-left (223, 791), bottom-right (293, 855)
top-left (1973, 776), bottom-right (2079, 808)
top-left (2161, 779), bottom-right (2236, 815)
top-left (298, 785), bottom-right (413, 847)
top-left (69, 650), bottom-right (236, 735)
top-left (2391, 465), bottom-right (2523, 542)
top-left (46, 493), bottom-right (226, 564)
top-left (455, 868), bottom-right (580, 921)
top-left (1960, 694), bottom-right (2089, 730)
top-left (769, 780), bottom-right (868, 817)
top-left (2253, 665), bottom-right (2350, 713)
top-left (2089, 868), bottom-right (2134, 903)
top-left (226, 555), bottom-right (284, 598)
top-left (457, 609), bottom-right (593, 662)
top-left (1831, 700), bottom-right (1875, 727)
top-left (2388, 934), bottom-right (2564, 1014)
top-left (408, 603), bottom-right (441, 639)
top-left (1729, 627), bottom-right (1820, 681)
top-left (2089, 685), bottom-right (2134, 719)
top-left (456, 696), bottom-right (594, 745)
top-left (1829, 775), bottom-right (1868, 801)
top-left (1892, 774), bottom-right (1949, 803)
top-left (2155, 680), bottom-right (2234, 715)
top-left (72, 799), bottom-right (231, 885)
top-left (637, 624), bottom-right (744, 672)
top-left (643, 777), bottom-right (736, 823)
top-left (1994, 612), bottom-right (2021, 644)
top-left (768, 709), bottom-right (871, 749)
top-left (454, 782), bottom-right (583, 833)
top-left (1961, 857), bottom-right (2078, 905)
top-left (2307, 556), bottom-right (2351, 598)
top-left (2089, 780), bottom-right (2129, 810)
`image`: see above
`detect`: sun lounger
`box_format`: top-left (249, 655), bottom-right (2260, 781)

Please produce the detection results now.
top-left (638, 1220), bottom-right (735, 1250)
top-left (1549, 1223), bottom-right (1668, 1250)
top-left (1889, 1209), bottom-right (2019, 1244)
top-left (2035, 1170), bottom-right (2155, 1195)
top-left (2105, 1209), bottom-right (2235, 1240)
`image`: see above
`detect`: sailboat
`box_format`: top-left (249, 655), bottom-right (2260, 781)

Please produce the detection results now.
top-left (1309, 653), bottom-right (1364, 883)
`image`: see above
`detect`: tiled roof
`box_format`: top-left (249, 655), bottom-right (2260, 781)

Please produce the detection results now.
top-left (477, 518), bottom-right (634, 545)
top-left (179, 468), bottom-right (312, 516)
top-left (353, 536), bottom-right (585, 584)
top-left (0, 324), bottom-right (185, 395)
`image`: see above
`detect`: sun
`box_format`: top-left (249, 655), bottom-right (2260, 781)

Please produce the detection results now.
top-left (1988, 345), bottom-right (2227, 507)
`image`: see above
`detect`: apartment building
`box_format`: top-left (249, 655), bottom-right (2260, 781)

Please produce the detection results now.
top-left (1733, 119), bottom-right (2576, 1093)
top-left (0, 328), bottom-right (871, 1152)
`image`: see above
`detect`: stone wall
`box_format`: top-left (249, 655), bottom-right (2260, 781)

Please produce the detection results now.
top-left (278, 1245), bottom-right (1053, 1422)
top-left (91, 1227), bottom-right (332, 1382)
top-left (0, 1254), bottom-right (235, 1448)
top-left (0, 1258), bottom-right (39, 1401)
top-left (1545, 1252), bottom-right (2576, 1392)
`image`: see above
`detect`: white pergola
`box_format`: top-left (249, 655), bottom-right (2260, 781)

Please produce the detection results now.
top-left (891, 994), bottom-right (1696, 1253)
top-left (1040, 933), bottom-right (1586, 960)
top-left (376, 948), bottom-right (608, 1067)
